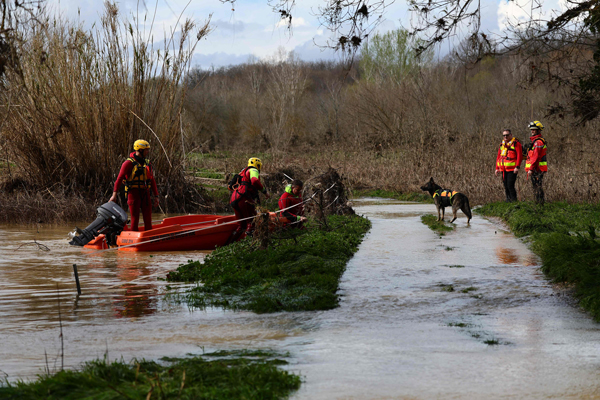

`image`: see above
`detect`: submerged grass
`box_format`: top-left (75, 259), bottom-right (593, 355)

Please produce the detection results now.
top-left (167, 215), bottom-right (371, 313)
top-left (421, 214), bottom-right (454, 235)
top-left (477, 201), bottom-right (600, 321)
top-left (0, 350), bottom-right (300, 399)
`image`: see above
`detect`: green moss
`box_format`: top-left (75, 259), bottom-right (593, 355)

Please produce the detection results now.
top-left (421, 214), bottom-right (454, 235)
top-left (0, 350), bottom-right (300, 399)
top-left (477, 201), bottom-right (600, 321)
top-left (352, 189), bottom-right (432, 203)
top-left (167, 215), bottom-right (371, 313)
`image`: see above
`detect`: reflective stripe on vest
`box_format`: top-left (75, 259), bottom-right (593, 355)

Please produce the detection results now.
top-left (526, 137), bottom-right (547, 172)
top-left (498, 138), bottom-right (519, 171)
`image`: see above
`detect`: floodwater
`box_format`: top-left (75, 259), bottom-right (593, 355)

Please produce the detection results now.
top-left (1, 201), bottom-right (600, 399)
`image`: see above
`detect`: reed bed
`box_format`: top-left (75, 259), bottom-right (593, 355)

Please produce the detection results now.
top-left (0, 3), bottom-right (211, 216)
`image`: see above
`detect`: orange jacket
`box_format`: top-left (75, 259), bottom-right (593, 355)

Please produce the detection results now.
top-left (496, 138), bottom-right (523, 172)
top-left (525, 135), bottom-right (547, 172)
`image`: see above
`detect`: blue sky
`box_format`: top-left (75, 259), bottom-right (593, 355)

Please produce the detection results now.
top-left (49, 0), bottom-right (566, 68)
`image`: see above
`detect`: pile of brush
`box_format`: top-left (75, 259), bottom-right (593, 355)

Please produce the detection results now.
top-left (304, 167), bottom-right (354, 219)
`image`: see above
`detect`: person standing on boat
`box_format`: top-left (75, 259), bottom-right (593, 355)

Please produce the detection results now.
top-left (228, 157), bottom-right (269, 242)
top-left (109, 139), bottom-right (159, 231)
top-left (278, 180), bottom-right (307, 227)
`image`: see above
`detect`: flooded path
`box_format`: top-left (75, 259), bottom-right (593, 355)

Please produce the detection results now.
top-left (1, 201), bottom-right (600, 398)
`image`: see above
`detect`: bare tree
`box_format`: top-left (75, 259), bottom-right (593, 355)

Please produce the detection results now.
top-left (219, 0), bottom-right (394, 62)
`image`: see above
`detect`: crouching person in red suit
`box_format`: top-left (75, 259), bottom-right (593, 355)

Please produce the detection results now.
top-left (278, 180), bottom-right (307, 228)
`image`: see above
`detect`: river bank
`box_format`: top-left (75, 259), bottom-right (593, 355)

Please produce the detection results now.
top-left (0, 350), bottom-right (300, 399)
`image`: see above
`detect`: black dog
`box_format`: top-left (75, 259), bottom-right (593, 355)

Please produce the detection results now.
top-left (420, 177), bottom-right (472, 223)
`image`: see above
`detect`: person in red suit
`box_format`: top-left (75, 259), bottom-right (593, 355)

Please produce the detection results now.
top-left (109, 139), bottom-right (159, 231)
top-left (495, 129), bottom-right (523, 202)
top-left (228, 157), bottom-right (269, 242)
top-left (278, 180), bottom-right (307, 227)
top-left (525, 121), bottom-right (548, 205)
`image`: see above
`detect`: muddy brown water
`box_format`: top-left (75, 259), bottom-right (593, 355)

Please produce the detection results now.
top-left (1, 201), bottom-right (600, 399)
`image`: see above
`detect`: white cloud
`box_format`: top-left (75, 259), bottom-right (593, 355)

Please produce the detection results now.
top-left (275, 16), bottom-right (309, 29)
top-left (497, 0), bottom-right (571, 31)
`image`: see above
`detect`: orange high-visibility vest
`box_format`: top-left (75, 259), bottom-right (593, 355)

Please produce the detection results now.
top-left (525, 136), bottom-right (547, 172)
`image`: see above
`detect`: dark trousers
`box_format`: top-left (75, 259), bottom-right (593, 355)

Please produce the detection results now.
top-left (531, 172), bottom-right (545, 205)
top-left (502, 171), bottom-right (518, 202)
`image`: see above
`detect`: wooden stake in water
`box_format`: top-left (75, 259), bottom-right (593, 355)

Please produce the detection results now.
top-left (73, 264), bottom-right (81, 295)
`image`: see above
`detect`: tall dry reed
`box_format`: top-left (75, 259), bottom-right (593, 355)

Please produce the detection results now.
top-left (0, 2), bottom-right (211, 214)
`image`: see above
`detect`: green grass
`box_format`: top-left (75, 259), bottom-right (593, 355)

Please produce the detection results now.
top-left (194, 169), bottom-right (224, 179)
top-left (352, 188), bottom-right (432, 203)
top-left (421, 214), bottom-right (455, 235)
top-left (0, 350), bottom-right (301, 399)
top-left (477, 201), bottom-right (600, 321)
top-left (167, 215), bottom-right (371, 313)
top-left (440, 284), bottom-right (455, 292)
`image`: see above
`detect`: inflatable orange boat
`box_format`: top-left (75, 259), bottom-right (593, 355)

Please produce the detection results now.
top-left (70, 202), bottom-right (292, 252)
top-left (83, 214), bottom-right (239, 251)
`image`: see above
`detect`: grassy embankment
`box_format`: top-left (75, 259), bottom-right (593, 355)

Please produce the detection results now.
top-left (477, 202), bottom-right (600, 320)
top-left (0, 350), bottom-right (300, 399)
top-left (167, 214), bottom-right (371, 313)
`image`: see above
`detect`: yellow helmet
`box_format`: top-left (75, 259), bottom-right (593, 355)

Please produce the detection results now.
top-left (248, 157), bottom-right (262, 171)
top-left (528, 121), bottom-right (544, 131)
top-left (133, 139), bottom-right (150, 150)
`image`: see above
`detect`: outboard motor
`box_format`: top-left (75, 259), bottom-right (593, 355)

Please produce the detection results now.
top-left (69, 201), bottom-right (128, 247)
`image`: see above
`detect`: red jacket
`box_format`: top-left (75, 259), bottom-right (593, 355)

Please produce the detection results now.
top-left (113, 152), bottom-right (158, 196)
top-left (525, 134), bottom-right (547, 172)
top-left (230, 166), bottom-right (265, 204)
top-left (496, 137), bottom-right (522, 172)
top-left (278, 185), bottom-right (303, 222)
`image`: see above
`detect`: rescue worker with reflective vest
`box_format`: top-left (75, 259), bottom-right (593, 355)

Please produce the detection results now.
top-left (525, 120), bottom-right (548, 205)
top-left (227, 157), bottom-right (270, 243)
top-left (278, 180), bottom-right (307, 227)
top-left (109, 140), bottom-right (159, 231)
top-left (495, 129), bottom-right (523, 202)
